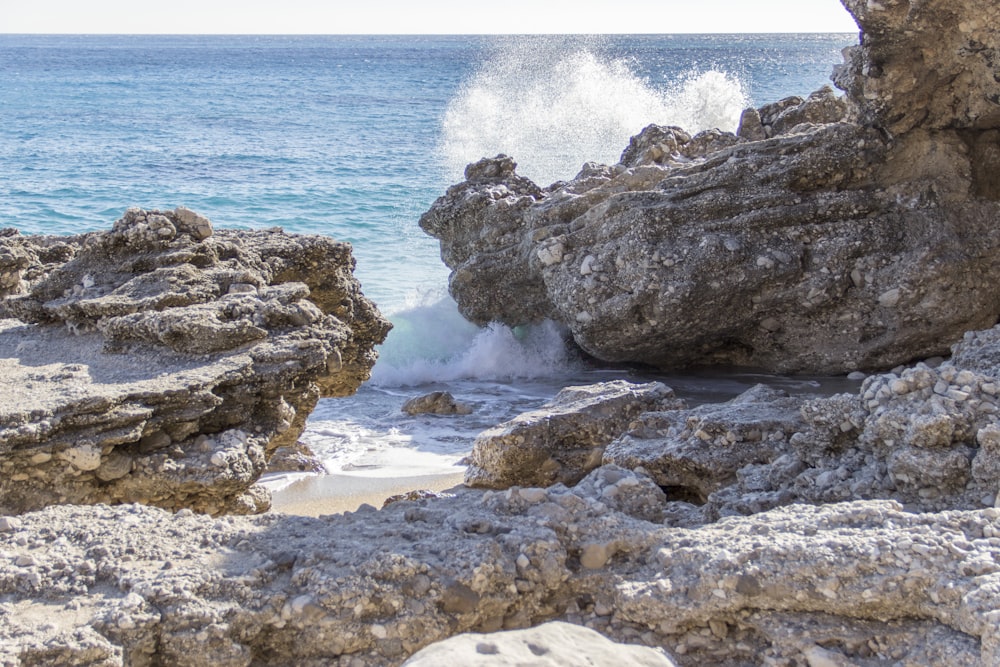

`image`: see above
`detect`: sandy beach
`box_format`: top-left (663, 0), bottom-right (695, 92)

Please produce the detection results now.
top-left (268, 471), bottom-right (467, 516)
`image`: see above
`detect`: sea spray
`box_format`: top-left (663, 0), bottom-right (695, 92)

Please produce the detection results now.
top-left (371, 296), bottom-right (578, 387)
top-left (440, 35), bottom-right (749, 186)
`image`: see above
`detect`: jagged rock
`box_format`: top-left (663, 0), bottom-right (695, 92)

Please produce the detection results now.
top-left (950, 324), bottom-right (1000, 378)
top-left (604, 385), bottom-right (805, 505)
top-left (402, 391), bottom-right (473, 416)
top-left (0, 208), bottom-right (390, 515)
top-left (402, 621), bottom-right (678, 666)
top-left (585, 331), bottom-right (1000, 523)
top-left (835, 0), bottom-right (1000, 137)
top-left (420, 0), bottom-right (1000, 374)
top-left (768, 86), bottom-right (850, 136)
top-left (2, 486), bottom-right (999, 666)
top-left (464, 381), bottom-right (684, 489)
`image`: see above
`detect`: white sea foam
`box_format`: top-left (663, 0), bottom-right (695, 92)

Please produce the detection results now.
top-left (440, 36), bottom-right (749, 186)
top-left (372, 296), bottom-right (578, 387)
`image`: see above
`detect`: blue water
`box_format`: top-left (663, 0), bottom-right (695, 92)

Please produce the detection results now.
top-left (1, 34), bottom-right (854, 310)
top-left (0, 33), bottom-right (862, 486)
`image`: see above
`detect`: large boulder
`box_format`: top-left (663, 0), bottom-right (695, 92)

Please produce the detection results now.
top-left (420, 0), bottom-right (1000, 374)
top-left (0, 208), bottom-right (390, 515)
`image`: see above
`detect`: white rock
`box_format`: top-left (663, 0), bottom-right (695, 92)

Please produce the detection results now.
top-left (57, 444), bottom-right (102, 471)
top-left (402, 621), bottom-right (677, 666)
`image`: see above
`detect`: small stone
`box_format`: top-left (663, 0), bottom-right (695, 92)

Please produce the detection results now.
top-left (95, 450), bottom-right (133, 481)
top-left (890, 379), bottom-right (909, 395)
top-left (878, 288), bottom-right (901, 307)
top-left (518, 487), bottom-right (548, 503)
top-left (0, 517), bottom-right (22, 532)
top-left (58, 445), bottom-right (102, 471)
top-left (709, 619), bottom-right (729, 639)
top-left (580, 543), bottom-right (612, 569)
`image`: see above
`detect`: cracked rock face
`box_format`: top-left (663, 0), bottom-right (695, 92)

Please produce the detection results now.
top-left (0, 208), bottom-right (390, 515)
top-left (420, 0), bottom-right (1000, 374)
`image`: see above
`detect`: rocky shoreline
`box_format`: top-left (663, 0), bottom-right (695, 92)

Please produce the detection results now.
top-left (5, 0), bottom-right (1000, 665)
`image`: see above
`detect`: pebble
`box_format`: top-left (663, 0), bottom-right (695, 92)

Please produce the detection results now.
top-left (0, 517), bottom-right (22, 532)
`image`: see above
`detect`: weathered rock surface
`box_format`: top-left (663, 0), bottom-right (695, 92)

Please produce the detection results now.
top-left (2, 484), bottom-right (998, 666)
top-left (0, 208), bottom-right (390, 515)
top-left (420, 0), bottom-right (1000, 373)
top-left (402, 621), bottom-right (677, 666)
top-left (585, 328), bottom-right (1000, 528)
top-left (464, 381), bottom-right (684, 489)
top-left (605, 385), bottom-right (805, 505)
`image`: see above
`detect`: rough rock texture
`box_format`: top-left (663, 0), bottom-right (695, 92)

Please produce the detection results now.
top-left (402, 621), bottom-right (677, 666)
top-left (420, 0), bottom-right (1000, 373)
top-left (464, 381), bottom-right (684, 489)
top-left (605, 385), bottom-right (805, 505)
top-left (585, 331), bottom-right (1000, 528)
top-left (0, 208), bottom-right (390, 515)
top-left (2, 484), bottom-right (999, 666)
top-left (401, 391), bottom-right (473, 416)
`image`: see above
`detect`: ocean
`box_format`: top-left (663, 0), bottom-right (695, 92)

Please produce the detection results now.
top-left (0, 33), bottom-right (862, 492)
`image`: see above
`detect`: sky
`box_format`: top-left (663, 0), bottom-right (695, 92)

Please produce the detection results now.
top-left (2, 0), bottom-right (859, 35)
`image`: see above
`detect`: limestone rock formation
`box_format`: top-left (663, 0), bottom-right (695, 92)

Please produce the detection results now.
top-left (577, 325), bottom-right (1000, 530)
top-left (420, 0), bottom-right (1000, 373)
top-left (0, 208), bottom-right (390, 515)
top-left (464, 381), bottom-right (684, 489)
top-left (2, 484), bottom-right (999, 666)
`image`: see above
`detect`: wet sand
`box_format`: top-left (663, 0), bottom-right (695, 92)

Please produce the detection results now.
top-left (268, 471), bottom-right (467, 517)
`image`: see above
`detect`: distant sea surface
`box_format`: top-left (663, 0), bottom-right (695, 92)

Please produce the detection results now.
top-left (0, 33), bottom-right (861, 485)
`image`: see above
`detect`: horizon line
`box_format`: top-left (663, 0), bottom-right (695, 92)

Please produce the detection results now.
top-left (0, 30), bottom-right (859, 37)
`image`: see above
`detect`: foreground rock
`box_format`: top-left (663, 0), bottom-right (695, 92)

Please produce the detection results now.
top-left (403, 621), bottom-right (677, 666)
top-left (464, 381), bottom-right (683, 489)
top-left (0, 208), bottom-right (390, 515)
top-left (3, 480), bottom-right (998, 666)
top-left (420, 0), bottom-right (1000, 373)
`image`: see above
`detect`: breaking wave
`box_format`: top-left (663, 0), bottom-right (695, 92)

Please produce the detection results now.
top-left (441, 36), bottom-right (749, 186)
top-left (371, 295), bottom-right (577, 387)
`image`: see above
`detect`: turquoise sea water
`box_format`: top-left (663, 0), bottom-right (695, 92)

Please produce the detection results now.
top-left (0, 33), bottom-right (862, 483)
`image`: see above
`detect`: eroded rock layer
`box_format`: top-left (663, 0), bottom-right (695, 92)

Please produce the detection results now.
top-left (1, 488), bottom-right (998, 666)
top-left (0, 208), bottom-right (390, 515)
top-left (420, 0), bottom-right (1000, 373)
